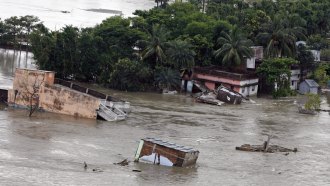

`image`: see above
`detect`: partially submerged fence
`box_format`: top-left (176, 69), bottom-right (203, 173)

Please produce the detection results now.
top-left (54, 78), bottom-right (123, 102)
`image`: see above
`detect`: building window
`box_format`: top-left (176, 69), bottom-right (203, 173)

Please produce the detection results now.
top-left (242, 87), bottom-right (245, 93)
top-left (291, 81), bottom-right (294, 86)
top-left (252, 86), bottom-right (255, 91)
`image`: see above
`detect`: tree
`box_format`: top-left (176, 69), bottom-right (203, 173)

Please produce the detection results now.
top-left (257, 57), bottom-right (297, 98)
top-left (19, 73), bottom-right (45, 117)
top-left (180, 34), bottom-right (213, 66)
top-left (214, 27), bottom-right (253, 68)
top-left (109, 59), bottom-right (152, 91)
top-left (4, 16), bottom-right (22, 52)
top-left (313, 63), bottom-right (330, 86)
top-left (140, 24), bottom-right (169, 67)
top-left (241, 9), bottom-right (271, 40)
top-left (166, 40), bottom-right (196, 70)
top-left (304, 93), bottom-right (321, 111)
top-left (76, 29), bottom-right (100, 81)
top-left (296, 44), bottom-right (315, 82)
top-left (257, 17), bottom-right (298, 58)
top-left (155, 0), bottom-right (170, 8)
top-left (307, 34), bottom-right (329, 50)
top-left (154, 67), bottom-right (181, 91)
top-left (20, 15), bottom-right (41, 59)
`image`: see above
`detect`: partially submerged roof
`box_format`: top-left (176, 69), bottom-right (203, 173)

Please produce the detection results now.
top-left (304, 79), bottom-right (319, 87)
top-left (143, 137), bottom-right (199, 153)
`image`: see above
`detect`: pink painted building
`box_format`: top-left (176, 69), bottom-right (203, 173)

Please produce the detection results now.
top-left (193, 66), bottom-right (259, 97)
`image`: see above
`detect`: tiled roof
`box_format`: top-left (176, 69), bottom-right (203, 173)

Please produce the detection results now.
top-left (143, 137), bottom-right (198, 153)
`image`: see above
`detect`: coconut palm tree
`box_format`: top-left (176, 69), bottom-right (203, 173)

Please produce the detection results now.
top-left (140, 24), bottom-right (169, 66)
top-left (166, 40), bottom-right (196, 70)
top-left (155, 67), bottom-right (181, 91)
top-left (257, 15), bottom-right (306, 58)
top-left (214, 28), bottom-right (253, 67)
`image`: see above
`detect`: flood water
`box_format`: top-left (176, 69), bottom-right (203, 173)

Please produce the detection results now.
top-left (0, 1), bottom-right (330, 184)
top-left (0, 49), bottom-right (35, 89)
top-left (0, 0), bottom-right (156, 29)
top-left (0, 49), bottom-right (330, 185)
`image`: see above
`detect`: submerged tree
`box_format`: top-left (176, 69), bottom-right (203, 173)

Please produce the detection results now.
top-left (304, 93), bottom-right (321, 111)
top-left (19, 73), bottom-right (45, 117)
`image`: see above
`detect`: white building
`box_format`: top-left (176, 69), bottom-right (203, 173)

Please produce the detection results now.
top-left (290, 69), bottom-right (300, 90)
top-left (246, 46), bottom-right (264, 70)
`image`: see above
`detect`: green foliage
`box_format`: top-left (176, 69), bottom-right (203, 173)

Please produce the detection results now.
top-left (109, 59), bottom-right (152, 91)
top-left (214, 27), bottom-right (253, 67)
top-left (307, 34), bottom-right (329, 50)
top-left (242, 9), bottom-right (271, 39)
top-left (19, 0), bottom-right (330, 93)
top-left (140, 24), bottom-right (170, 66)
top-left (256, 15), bottom-right (301, 58)
top-left (320, 49), bottom-right (330, 61)
top-left (313, 63), bottom-right (330, 86)
top-left (257, 58), bottom-right (297, 98)
top-left (304, 93), bottom-right (321, 110)
top-left (297, 44), bottom-right (316, 81)
top-left (166, 40), bottom-right (196, 70)
top-left (181, 34), bottom-right (213, 66)
top-left (154, 67), bottom-right (181, 90)
top-left (0, 15), bottom-right (40, 50)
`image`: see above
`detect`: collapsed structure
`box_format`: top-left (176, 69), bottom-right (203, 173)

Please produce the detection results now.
top-left (134, 137), bottom-right (199, 167)
top-left (7, 68), bottom-right (129, 121)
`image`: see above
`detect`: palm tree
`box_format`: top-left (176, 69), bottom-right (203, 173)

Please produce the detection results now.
top-left (155, 67), bottom-right (181, 91)
top-left (155, 0), bottom-right (169, 8)
top-left (166, 40), bottom-right (196, 70)
top-left (257, 15), bottom-right (306, 58)
top-left (214, 28), bottom-right (253, 67)
top-left (140, 24), bottom-right (169, 66)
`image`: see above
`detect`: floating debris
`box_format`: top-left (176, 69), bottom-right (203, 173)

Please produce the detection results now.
top-left (236, 144), bottom-right (298, 153)
top-left (114, 159), bottom-right (129, 166)
top-left (195, 92), bottom-right (224, 106)
top-left (84, 161), bottom-right (88, 170)
top-left (236, 135), bottom-right (297, 153)
top-left (215, 86), bottom-right (243, 104)
top-left (92, 168), bottom-right (103, 172)
top-left (134, 137), bottom-right (199, 167)
top-left (132, 169), bottom-right (142, 172)
top-left (298, 105), bottom-right (317, 115)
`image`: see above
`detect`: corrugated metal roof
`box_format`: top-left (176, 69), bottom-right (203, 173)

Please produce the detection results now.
top-left (305, 79), bottom-right (319, 87)
top-left (143, 137), bottom-right (198, 153)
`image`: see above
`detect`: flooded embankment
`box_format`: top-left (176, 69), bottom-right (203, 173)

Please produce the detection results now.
top-left (0, 90), bottom-right (329, 185)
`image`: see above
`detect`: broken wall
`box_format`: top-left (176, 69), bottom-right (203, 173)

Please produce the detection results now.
top-left (8, 69), bottom-right (55, 106)
top-left (39, 84), bottom-right (100, 119)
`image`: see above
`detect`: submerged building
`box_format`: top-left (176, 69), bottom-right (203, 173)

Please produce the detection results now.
top-left (188, 46), bottom-right (263, 97)
top-left (193, 66), bottom-right (259, 97)
top-left (7, 68), bottom-right (128, 121)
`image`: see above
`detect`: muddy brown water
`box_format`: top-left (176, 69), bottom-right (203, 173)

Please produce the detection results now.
top-left (1, 49), bottom-right (330, 185)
